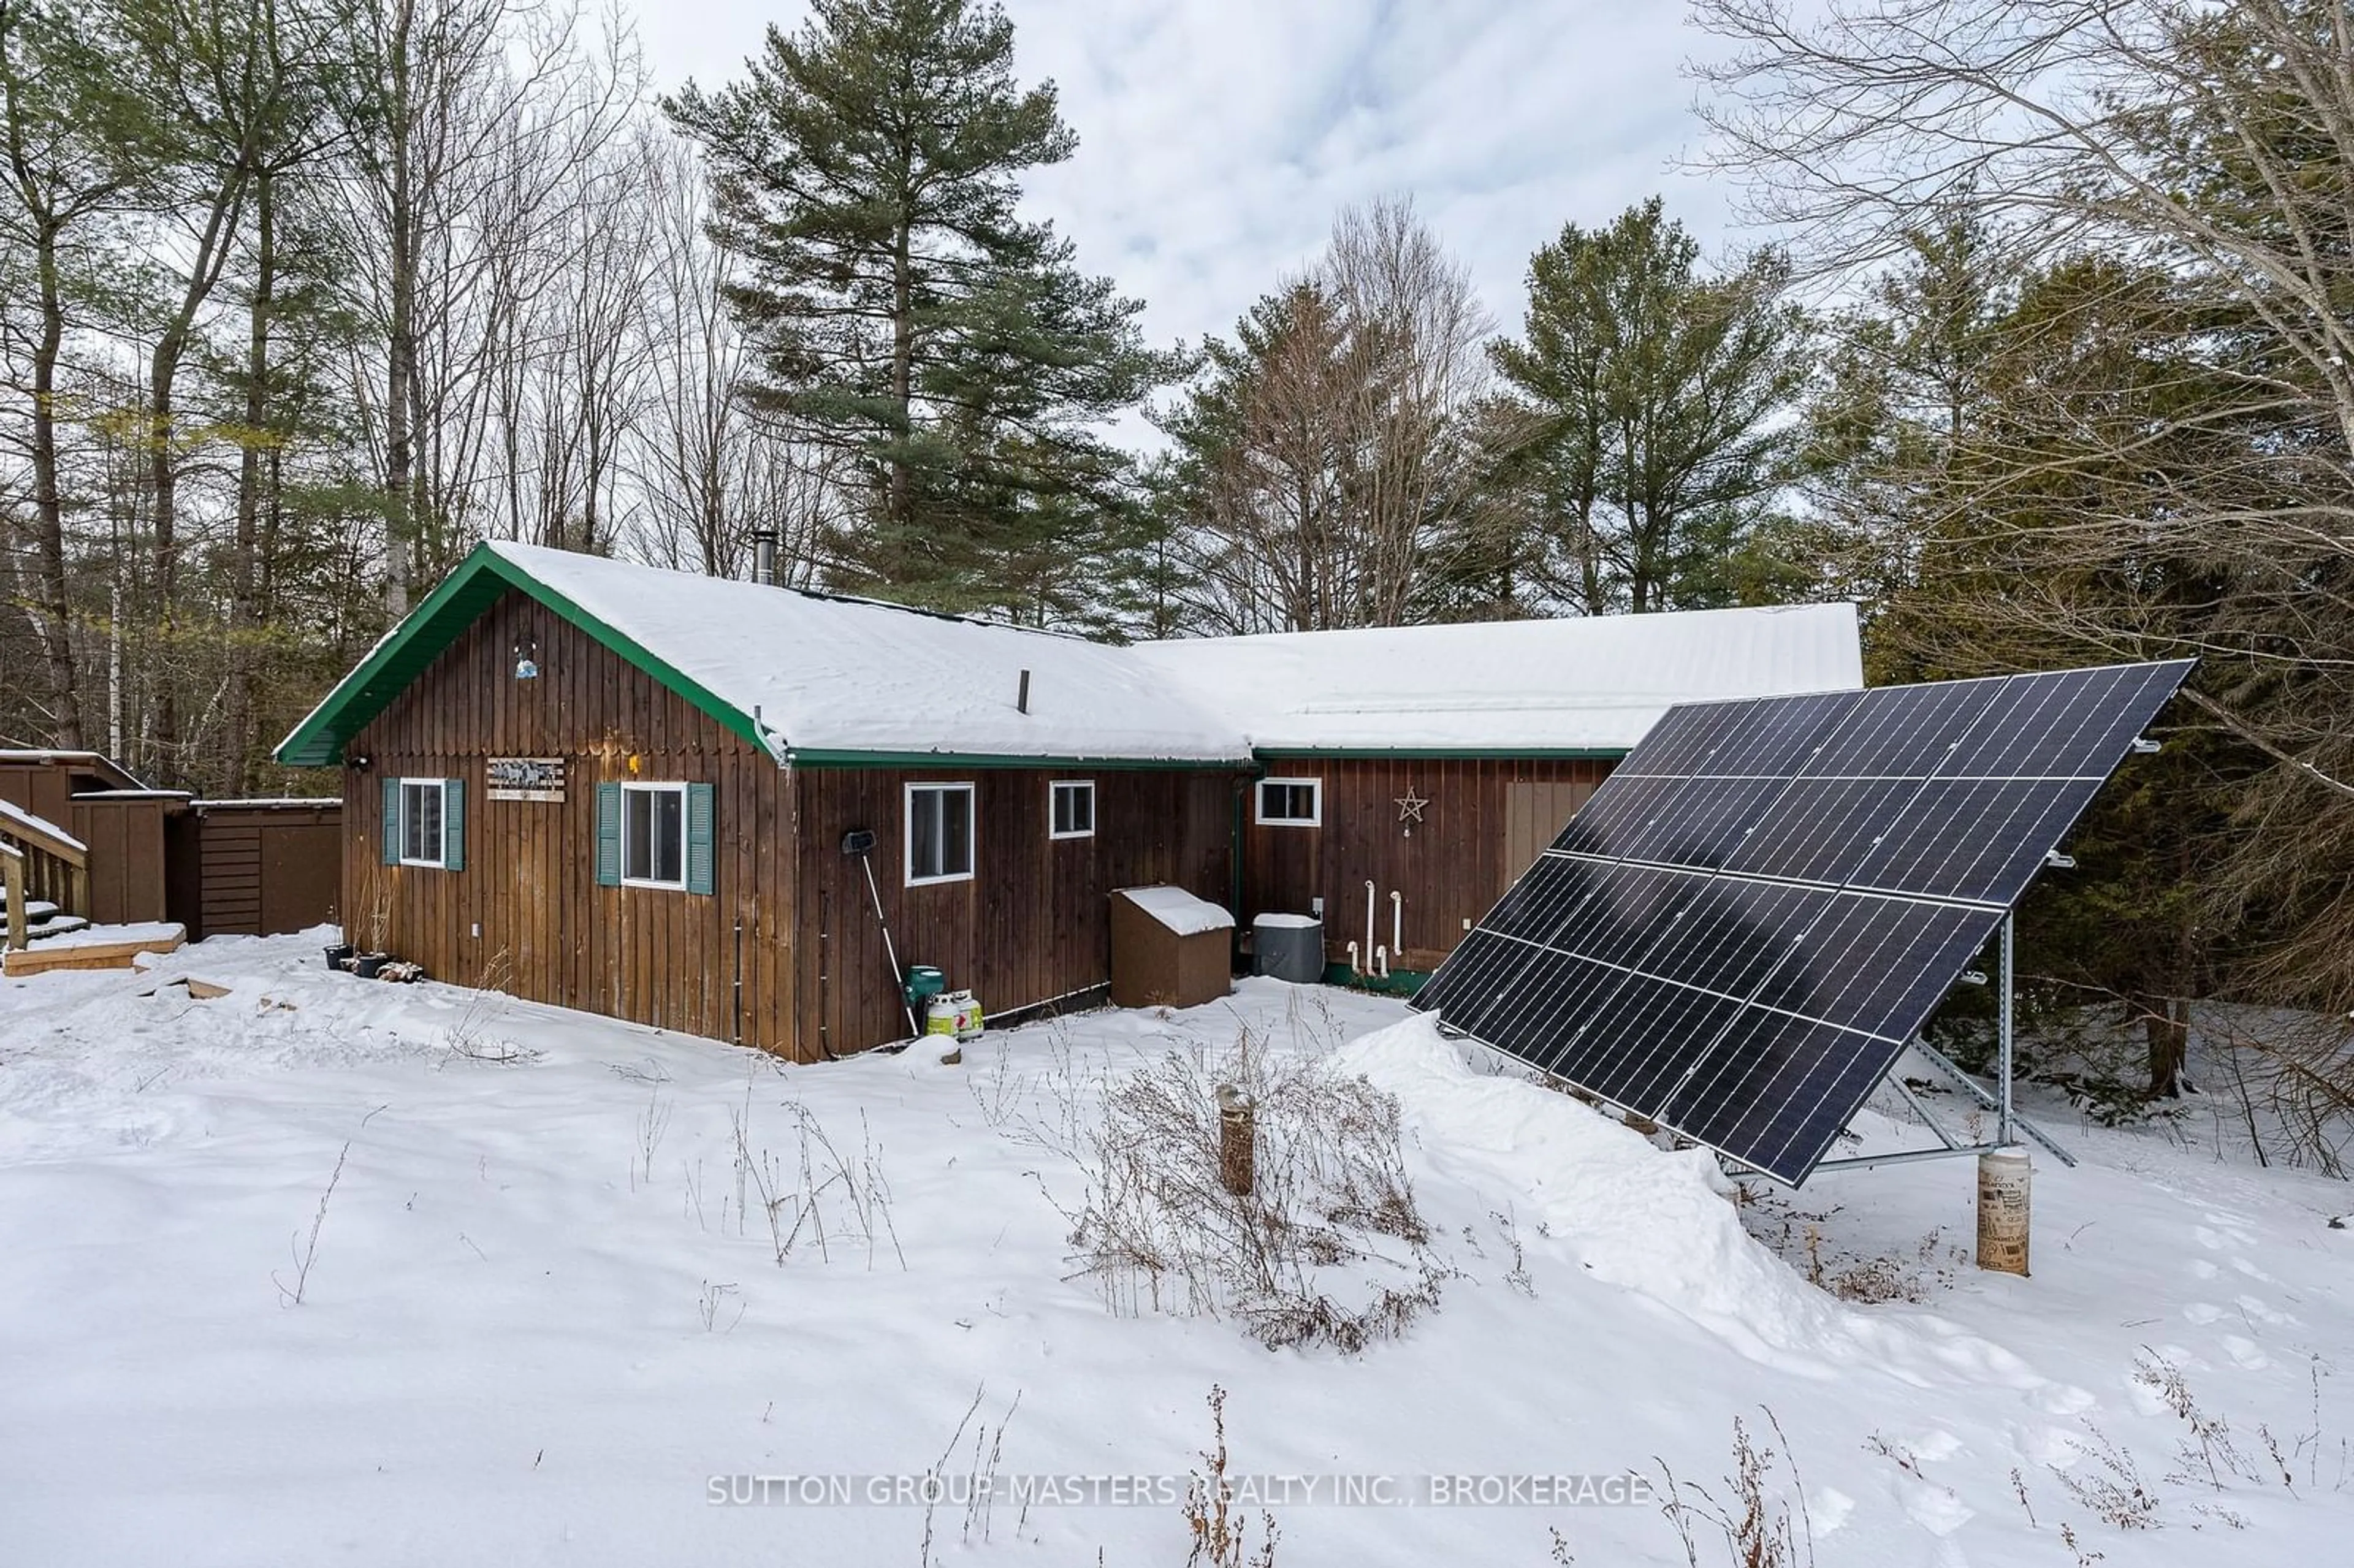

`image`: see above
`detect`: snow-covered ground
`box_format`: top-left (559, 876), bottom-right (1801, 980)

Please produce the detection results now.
top-left (4, 931), bottom-right (2352, 1566)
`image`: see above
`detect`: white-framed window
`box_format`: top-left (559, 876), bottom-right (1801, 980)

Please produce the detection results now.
top-left (622, 782), bottom-right (687, 888)
top-left (1049, 778), bottom-right (1096, 840)
top-left (1255, 777), bottom-right (1322, 827)
top-left (397, 778), bottom-right (450, 866)
top-left (905, 782), bottom-right (976, 885)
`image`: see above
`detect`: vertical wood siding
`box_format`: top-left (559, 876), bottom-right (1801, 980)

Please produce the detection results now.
top-left (793, 767), bottom-right (1241, 1057)
top-left (341, 590), bottom-right (797, 1054)
top-left (1240, 756), bottom-right (1613, 970)
top-left (189, 804), bottom-right (341, 939)
top-left (63, 798), bottom-right (173, 924)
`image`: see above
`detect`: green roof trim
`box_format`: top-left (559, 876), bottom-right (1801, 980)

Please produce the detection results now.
top-left (787, 750), bottom-right (1248, 771)
top-left (274, 544), bottom-right (770, 768)
top-left (1249, 745), bottom-right (1629, 761)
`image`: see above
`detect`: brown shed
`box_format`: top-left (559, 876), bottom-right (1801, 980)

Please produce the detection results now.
top-left (166, 799), bottom-right (345, 940)
top-left (1108, 885), bottom-right (1235, 1010)
top-left (0, 754), bottom-right (180, 925)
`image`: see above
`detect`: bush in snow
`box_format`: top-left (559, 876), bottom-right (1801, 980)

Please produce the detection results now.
top-left (1058, 1026), bottom-right (1447, 1353)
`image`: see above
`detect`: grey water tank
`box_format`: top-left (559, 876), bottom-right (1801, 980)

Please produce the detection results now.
top-left (1252, 913), bottom-right (1325, 984)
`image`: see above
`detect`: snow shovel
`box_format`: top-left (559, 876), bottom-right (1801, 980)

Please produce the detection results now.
top-left (842, 829), bottom-right (918, 1039)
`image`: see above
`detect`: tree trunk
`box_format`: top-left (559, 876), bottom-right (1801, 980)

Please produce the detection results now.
top-left (383, 1), bottom-right (416, 616)
top-left (149, 327), bottom-right (184, 772)
top-left (226, 167), bottom-right (274, 794)
top-left (889, 222), bottom-right (913, 558)
top-left (2146, 995), bottom-right (2190, 1099)
top-left (149, 125), bottom-right (254, 782)
top-left (28, 215), bottom-right (82, 747)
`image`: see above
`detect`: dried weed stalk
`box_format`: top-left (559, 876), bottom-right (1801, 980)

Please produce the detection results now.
top-left (1061, 1026), bottom-right (1448, 1352)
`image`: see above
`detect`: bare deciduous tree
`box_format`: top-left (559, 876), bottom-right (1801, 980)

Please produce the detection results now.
top-left (1159, 197), bottom-right (1490, 634)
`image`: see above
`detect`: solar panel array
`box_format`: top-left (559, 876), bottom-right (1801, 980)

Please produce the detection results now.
top-left (1412, 660), bottom-right (2193, 1184)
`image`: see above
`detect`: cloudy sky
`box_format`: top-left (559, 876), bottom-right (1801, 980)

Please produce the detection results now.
top-left (631, 1), bottom-right (1740, 357)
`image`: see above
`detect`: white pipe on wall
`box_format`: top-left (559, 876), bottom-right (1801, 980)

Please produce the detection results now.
top-left (1364, 881), bottom-right (1377, 973)
top-left (1374, 944), bottom-right (1390, 979)
top-left (1346, 939), bottom-right (1362, 976)
top-left (1390, 889), bottom-right (1403, 956)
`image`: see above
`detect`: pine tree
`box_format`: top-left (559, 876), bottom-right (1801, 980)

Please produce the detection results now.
top-left (666, 0), bottom-right (1167, 618)
top-left (1489, 199), bottom-right (1807, 614)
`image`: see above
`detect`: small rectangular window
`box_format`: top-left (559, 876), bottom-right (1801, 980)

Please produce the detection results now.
top-left (1256, 777), bottom-right (1321, 827)
top-left (398, 778), bottom-right (448, 866)
top-left (622, 783), bottom-right (687, 888)
top-left (906, 783), bottom-right (976, 885)
top-left (1049, 779), bottom-right (1095, 840)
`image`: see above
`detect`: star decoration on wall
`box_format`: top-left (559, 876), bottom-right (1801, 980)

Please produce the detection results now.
top-left (1396, 786), bottom-right (1428, 835)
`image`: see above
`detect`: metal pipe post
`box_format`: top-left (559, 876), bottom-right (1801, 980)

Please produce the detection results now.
top-left (1998, 912), bottom-right (2016, 1147)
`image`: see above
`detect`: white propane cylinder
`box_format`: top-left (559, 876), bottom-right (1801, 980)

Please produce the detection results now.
top-left (926, 996), bottom-right (962, 1039)
top-left (954, 992), bottom-right (985, 1041)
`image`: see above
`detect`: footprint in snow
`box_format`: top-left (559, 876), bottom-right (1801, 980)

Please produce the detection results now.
top-left (2236, 1292), bottom-right (2295, 1326)
top-left (2221, 1334), bottom-right (2271, 1370)
top-left (2184, 1301), bottom-right (2225, 1324)
top-left (1895, 1472), bottom-right (1972, 1537)
top-left (2027, 1382), bottom-right (2097, 1416)
top-left (2202, 1208), bottom-right (2258, 1234)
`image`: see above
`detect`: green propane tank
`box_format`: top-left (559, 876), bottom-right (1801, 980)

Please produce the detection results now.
top-left (903, 965), bottom-right (946, 1007)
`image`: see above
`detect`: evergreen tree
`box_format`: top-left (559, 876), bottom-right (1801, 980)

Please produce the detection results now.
top-left (666, 0), bottom-right (1168, 619)
top-left (1489, 199), bottom-right (1807, 614)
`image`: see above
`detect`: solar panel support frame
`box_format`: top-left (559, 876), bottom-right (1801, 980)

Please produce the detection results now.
top-left (1791, 913), bottom-right (2080, 1179)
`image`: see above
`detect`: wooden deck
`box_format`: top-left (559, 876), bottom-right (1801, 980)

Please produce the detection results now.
top-left (2, 923), bottom-right (188, 976)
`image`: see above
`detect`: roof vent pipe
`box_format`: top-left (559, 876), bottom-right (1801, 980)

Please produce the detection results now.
top-left (751, 528), bottom-right (777, 586)
top-left (1017, 668), bottom-right (1030, 714)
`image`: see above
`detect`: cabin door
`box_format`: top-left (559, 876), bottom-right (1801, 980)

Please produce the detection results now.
top-left (1501, 781), bottom-right (1592, 893)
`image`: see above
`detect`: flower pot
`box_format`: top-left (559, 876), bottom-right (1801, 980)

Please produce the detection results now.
top-left (325, 943), bottom-right (354, 969)
top-left (351, 952), bottom-right (390, 979)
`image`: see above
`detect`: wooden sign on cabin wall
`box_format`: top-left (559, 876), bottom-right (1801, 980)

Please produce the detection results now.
top-left (486, 756), bottom-right (566, 802)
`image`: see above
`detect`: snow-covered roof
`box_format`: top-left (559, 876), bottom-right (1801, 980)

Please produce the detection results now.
top-left (0, 796), bottom-right (86, 856)
top-left (0, 749), bottom-right (148, 790)
top-left (276, 541), bottom-right (1865, 767)
top-left (1128, 604), bottom-right (1865, 754)
top-left (486, 542), bottom-right (1251, 763)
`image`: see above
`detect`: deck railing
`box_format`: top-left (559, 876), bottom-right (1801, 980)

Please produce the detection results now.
top-left (0, 807), bottom-right (89, 947)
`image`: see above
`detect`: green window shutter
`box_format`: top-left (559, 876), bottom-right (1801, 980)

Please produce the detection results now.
top-left (381, 777), bottom-right (400, 864)
top-left (685, 782), bottom-right (715, 895)
top-left (442, 778), bottom-right (465, 871)
top-left (595, 782), bottom-right (622, 887)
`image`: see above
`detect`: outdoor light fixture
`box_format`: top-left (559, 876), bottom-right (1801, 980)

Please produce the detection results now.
top-left (513, 638), bottom-right (540, 680)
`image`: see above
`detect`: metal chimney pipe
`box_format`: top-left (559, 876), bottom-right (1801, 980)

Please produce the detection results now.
top-left (751, 528), bottom-right (777, 585)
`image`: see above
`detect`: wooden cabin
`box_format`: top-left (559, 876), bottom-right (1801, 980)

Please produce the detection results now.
top-left (276, 542), bottom-right (1861, 1059)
